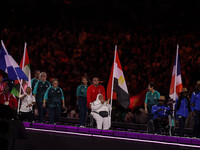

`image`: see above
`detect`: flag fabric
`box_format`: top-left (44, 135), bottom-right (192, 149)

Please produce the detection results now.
top-left (20, 42), bottom-right (31, 90)
top-left (0, 41), bottom-right (28, 81)
top-left (128, 89), bottom-right (147, 110)
top-left (107, 47), bottom-right (130, 109)
top-left (169, 45), bottom-right (183, 100)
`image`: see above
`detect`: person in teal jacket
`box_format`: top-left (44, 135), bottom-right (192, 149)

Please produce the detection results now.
top-left (43, 78), bottom-right (65, 124)
top-left (76, 77), bottom-right (88, 127)
top-left (144, 82), bottom-right (160, 133)
top-left (33, 72), bottom-right (51, 122)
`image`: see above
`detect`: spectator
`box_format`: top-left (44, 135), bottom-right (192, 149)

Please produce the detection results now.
top-left (0, 75), bottom-right (7, 94)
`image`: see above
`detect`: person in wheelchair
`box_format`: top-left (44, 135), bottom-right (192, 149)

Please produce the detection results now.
top-left (152, 96), bottom-right (171, 134)
top-left (90, 94), bottom-right (111, 130)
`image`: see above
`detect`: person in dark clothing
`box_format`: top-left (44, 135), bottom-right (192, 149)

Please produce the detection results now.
top-left (175, 88), bottom-right (190, 137)
top-left (191, 81), bottom-right (200, 138)
top-left (152, 96), bottom-right (170, 134)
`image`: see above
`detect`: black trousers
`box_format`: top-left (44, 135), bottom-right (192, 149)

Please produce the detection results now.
top-left (178, 115), bottom-right (186, 137)
top-left (19, 111), bottom-right (34, 122)
top-left (194, 110), bottom-right (200, 138)
top-left (78, 97), bottom-right (87, 126)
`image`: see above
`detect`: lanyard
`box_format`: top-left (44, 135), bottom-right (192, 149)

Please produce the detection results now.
top-left (4, 93), bottom-right (10, 101)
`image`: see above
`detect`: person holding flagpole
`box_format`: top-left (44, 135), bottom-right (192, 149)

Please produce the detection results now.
top-left (91, 94), bottom-right (111, 129)
top-left (19, 87), bottom-right (36, 122)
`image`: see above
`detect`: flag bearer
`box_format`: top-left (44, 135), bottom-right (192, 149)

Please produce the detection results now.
top-left (175, 88), bottom-right (190, 137)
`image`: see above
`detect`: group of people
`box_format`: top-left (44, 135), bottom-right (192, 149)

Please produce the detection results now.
top-left (76, 76), bottom-right (111, 129)
top-left (144, 81), bottom-right (200, 137)
top-left (1, 70), bottom-right (200, 136)
top-left (0, 70), bottom-right (65, 124)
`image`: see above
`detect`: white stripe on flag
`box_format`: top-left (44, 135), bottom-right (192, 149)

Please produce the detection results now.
top-left (113, 62), bottom-right (128, 94)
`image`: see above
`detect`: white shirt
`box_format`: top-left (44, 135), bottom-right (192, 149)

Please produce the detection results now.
top-left (91, 99), bottom-right (111, 113)
top-left (20, 94), bottom-right (36, 112)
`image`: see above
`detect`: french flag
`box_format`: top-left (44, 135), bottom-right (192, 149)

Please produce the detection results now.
top-left (169, 45), bottom-right (183, 100)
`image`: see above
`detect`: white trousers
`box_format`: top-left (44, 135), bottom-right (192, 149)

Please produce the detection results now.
top-left (91, 112), bottom-right (109, 130)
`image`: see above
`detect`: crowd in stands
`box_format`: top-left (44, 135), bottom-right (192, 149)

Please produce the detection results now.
top-left (0, 1), bottom-right (200, 125)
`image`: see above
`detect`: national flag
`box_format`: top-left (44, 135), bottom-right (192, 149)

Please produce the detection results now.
top-left (128, 89), bottom-right (147, 110)
top-left (107, 46), bottom-right (130, 109)
top-left (169, 44), bottom-right (183, 100)
top-left (0, 41), bottom-right (28, 81)
top-left (20, 42), bottom-right (31, 90)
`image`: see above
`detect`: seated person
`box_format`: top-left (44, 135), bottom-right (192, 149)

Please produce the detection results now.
top-left (90, 94), bottom-right (111, 130)
top-left (152, 96), bottom-right (171, 134)
top-left (19, 87), bottom-right (36, 122)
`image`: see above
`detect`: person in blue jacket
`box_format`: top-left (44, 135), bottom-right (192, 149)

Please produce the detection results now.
top-left (43, 78), bottom-right (65, 124)
top-left (191, 81), bottom-right (200, 138)
top-left (175, 88), bottom-right (190, 137)
top-left (152, 96), bottom-right (170, 134)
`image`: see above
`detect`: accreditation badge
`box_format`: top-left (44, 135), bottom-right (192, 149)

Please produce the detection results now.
top-left (4, 101), bottom-right (9, 105)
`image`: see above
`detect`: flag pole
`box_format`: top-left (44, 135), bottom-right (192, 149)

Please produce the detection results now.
top-left (171, 44), bottom-right (179, 130)
top-left (17, 42), bottom-right (27, 113)
top-left (173, 44), bottom-right (179, 116)
top-left (109, 45), bottom-right (117, 128)
top-left (110, 45), bottom-right (117, 107)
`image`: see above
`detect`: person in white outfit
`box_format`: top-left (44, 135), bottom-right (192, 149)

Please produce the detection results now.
top-left (91, 94), bottom-right (111, 130)
top-left (19, 87), bottom-right (36, 122)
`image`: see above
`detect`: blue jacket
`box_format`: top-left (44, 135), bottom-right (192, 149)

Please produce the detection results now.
top-left (152, 104), bottom-right (170, 120)
top-left (191, 91), bottom-right (200, 112)
top-left (175, 97), bottom-right (189, 118)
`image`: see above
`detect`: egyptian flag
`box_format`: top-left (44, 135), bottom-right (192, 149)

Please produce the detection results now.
top-left (169, 44), bottom-right (183, 100)
top-left (107, 46), bottom-right (130, 109)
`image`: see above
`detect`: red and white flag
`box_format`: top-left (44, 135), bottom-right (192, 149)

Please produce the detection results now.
top-left (107, 46), bottom-right (129, 109)
top-left (20, 42), bottom-right (31, 91)
top-left (169, 45), bottom-right (183, 100)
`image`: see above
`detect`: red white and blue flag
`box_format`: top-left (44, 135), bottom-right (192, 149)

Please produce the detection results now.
top-left (169, 45), bottom-right (183, 100)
